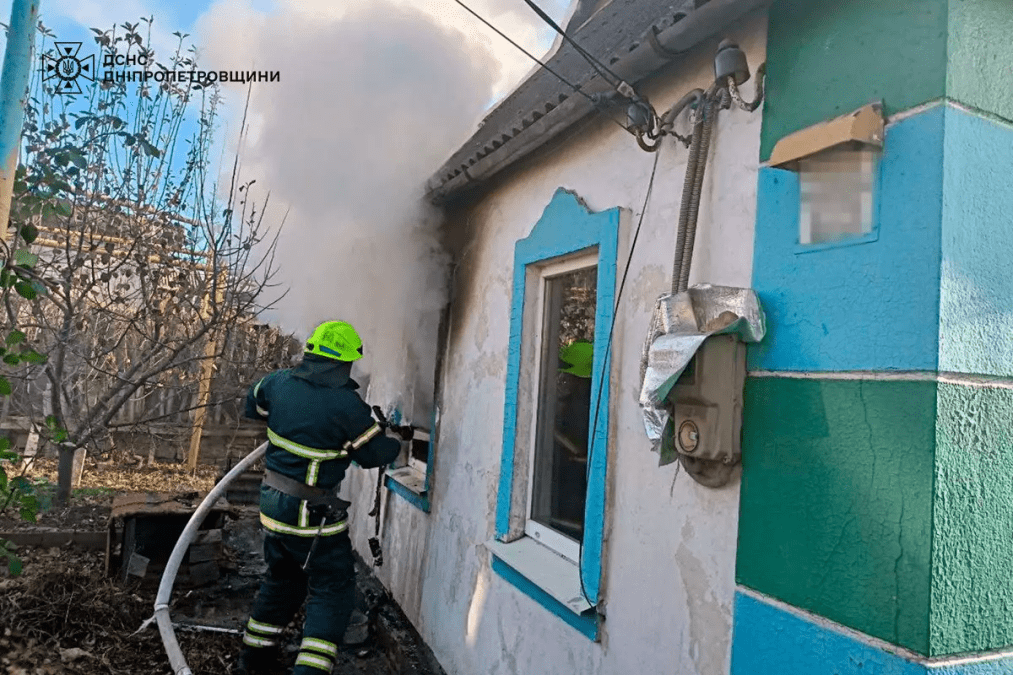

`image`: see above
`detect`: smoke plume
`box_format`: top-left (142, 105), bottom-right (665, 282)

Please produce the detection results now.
top-left (195, 0), bottom-right (504, 424)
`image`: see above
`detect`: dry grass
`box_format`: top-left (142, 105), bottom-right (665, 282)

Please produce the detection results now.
top-left (18, 457), bottom-right (219, 495)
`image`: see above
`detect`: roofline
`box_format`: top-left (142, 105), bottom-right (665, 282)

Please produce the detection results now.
top-left (425, 0), bottom-right (769, 206)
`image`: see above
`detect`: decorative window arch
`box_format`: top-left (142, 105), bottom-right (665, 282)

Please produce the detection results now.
top-left (489, 188), bottom-right (621, 640)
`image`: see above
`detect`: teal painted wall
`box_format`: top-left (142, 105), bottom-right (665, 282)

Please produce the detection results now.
top-left (947, 0), bottom-right (1013, 122)
top-left (939, 107), bottom-right (1013, 377)
top-left (737, 377), bottom-right (936, 654)
top-left (932, 382), bottom-right (1013, 656)
top-left (760, 0), bottom-right (949, 160)
top-left (741, 0), bottom-right (1013, 665)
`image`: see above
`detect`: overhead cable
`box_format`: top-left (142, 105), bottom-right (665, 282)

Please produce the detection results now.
top-left (520, 0), bottom-right (630, 94)
top-left (451, 0), bottom-right (638, 136)
top-left (580, 147), bottom-right (662, 605)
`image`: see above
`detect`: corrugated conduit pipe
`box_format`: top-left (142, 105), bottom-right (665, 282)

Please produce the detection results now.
top-left (639, 88), bottom-right (705, 385)
top-left (155, 441), bottom-right (269, 675)
top-left (640, 83), bottom-right (725, 385)
top-left (672, 82), bottom-right (725, 294)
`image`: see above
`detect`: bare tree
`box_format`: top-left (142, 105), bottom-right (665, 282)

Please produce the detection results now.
top-left (5, 19), bottom-right (286, 504)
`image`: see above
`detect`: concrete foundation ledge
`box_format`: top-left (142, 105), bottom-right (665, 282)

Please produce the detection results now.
top-left (731, 587), bottom-right (1013, 674)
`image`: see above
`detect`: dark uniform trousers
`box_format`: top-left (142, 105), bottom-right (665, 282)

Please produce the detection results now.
top-left (244, 529), bottom-right (355, 674)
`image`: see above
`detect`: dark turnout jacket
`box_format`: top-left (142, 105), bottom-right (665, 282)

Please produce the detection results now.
top-left (245, 355), bottom-right (400, 537)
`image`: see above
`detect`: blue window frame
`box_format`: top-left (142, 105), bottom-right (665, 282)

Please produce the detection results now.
top-left (492, 188), bottom-right (620, 640)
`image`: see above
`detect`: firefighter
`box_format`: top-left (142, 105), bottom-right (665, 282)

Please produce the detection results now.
top-left (553, 339), bottom-right (593, 537)
top-left (235, 320), bottom-right (402, 675)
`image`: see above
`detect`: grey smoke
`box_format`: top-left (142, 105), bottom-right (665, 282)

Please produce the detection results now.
top-left (197, 0), bottom-right (502, 424)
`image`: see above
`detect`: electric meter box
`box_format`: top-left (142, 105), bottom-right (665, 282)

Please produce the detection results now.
top-left (667, 334), bottom-right (747, 475)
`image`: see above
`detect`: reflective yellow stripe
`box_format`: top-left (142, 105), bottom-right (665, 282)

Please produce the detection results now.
top-left (296, 652), bottom-right (333, 671)
top-left (260, 512), bottom-right (348, 537)
top-left (306, 460), bottom-right (321, 487)
top-left (247, 618), bottom-right (284, 635)
top-left (351, 423), bottom-right (381, 449)
top-left (267, 428), bottom-right (347, 460)
top-left (254, 378), bottom-right (265, 397)
top-left (256, 405), bottom-right (269, 417)
top-left (301, 637), bottom-right (338, 657)
top-left (243, 633), bottom-right (277, 648)
top-left (298, 460), bottom-right (321, 529)
top-left (298, 501), bottom-right (309, 528)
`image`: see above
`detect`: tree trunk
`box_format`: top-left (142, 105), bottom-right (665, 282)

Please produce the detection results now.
top-left (56, 444), bottom-right (75, 506)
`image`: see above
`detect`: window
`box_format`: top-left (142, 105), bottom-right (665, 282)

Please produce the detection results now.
top-left (408, 428), bottom-right (430, 472)
top-left (798, 145), bottom-right (879, 246)
top-left (380, 398), bottom-right (436, 511)
top-left (385, 425), bottom-right (431, 505)
top-left (489, 188), bottom-right (622, 641)
top-left (526, 258), bottom-right (597, 563)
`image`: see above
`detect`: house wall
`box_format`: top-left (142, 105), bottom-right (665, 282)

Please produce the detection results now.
top-left (732, 0), bottom-right (1013, 672)
top-left (340, 12), bottom-right (769, 675)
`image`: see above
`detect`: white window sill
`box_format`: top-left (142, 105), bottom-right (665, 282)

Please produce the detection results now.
top-left (386, 465), bottom-right (426, 495)
top-left (485, 536), bottom-right (591, 615)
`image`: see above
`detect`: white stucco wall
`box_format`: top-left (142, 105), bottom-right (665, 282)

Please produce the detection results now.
top-left (342, 12), bottom-right (767, 675)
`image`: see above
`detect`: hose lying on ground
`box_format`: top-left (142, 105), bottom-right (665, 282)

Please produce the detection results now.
top-left (154, 442), bottom-right (269, 675)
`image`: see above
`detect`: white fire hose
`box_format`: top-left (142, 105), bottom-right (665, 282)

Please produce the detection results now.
top-left (154, 442), bottom-right (268, 675)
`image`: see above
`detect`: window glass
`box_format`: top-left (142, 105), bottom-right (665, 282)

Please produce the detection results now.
top-left (530, 265), bottom-right (597, 545)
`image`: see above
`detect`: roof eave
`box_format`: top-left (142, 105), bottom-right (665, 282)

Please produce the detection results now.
top-left (425, 0), bottom-right (769, 206)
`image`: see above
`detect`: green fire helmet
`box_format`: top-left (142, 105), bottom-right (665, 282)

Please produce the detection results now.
top-left (560, 339), bottom-right (593, 379)
top-left (304, 321), bottom-right (364, 362)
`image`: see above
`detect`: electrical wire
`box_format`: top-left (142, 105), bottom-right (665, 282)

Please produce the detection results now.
top-left (520, 0), bottom-right (629, 93)
top-left (450, 0), bottom-right (638, 137)
top-left (578, 146), bottom-right (662, 607)
top-left (520, 0), bottom-right (667, 145)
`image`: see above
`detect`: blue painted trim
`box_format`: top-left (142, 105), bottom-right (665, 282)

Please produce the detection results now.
top-left (384, 474), bottom-right (430, 512)
top-left (731, 590), bottom-right (1013, 674)
top-left (0, 0), bottom-right (40, 171)
top-left (496, 188), bottom-right (619, 607)
top-left (491, 555), bottom-right (598, 641)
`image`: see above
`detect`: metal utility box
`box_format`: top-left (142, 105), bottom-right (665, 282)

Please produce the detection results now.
top-left (662, 334), bottom-right (747, 487)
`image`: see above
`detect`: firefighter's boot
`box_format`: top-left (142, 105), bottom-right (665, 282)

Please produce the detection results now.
top-left (234, 645), bottom-right (283, 675)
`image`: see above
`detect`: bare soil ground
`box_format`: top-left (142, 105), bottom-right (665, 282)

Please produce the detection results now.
top-left (0, 458), bottom-right (425, 675)
top-left (0, 458), bottom-right (238, 674)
